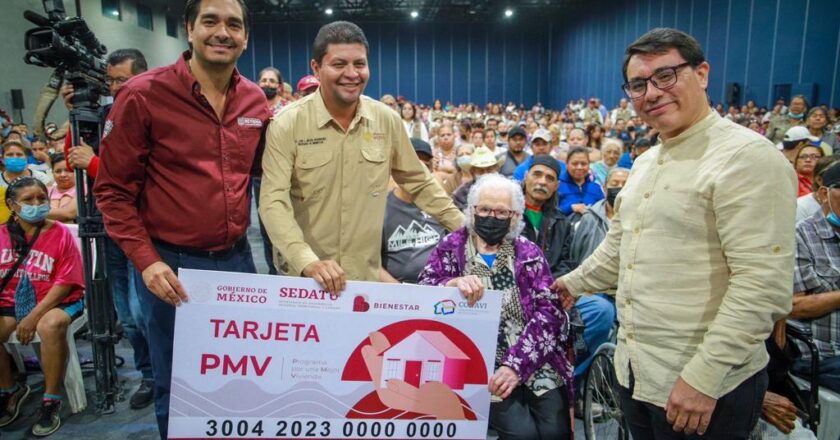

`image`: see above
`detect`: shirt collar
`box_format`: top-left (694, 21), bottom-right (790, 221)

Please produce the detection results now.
top-left (313, 90), bottom-right (374, 129)
top-left (660, 108), bottom-right (717, 147)
top-left (175, 50), bottom-right (242, 93)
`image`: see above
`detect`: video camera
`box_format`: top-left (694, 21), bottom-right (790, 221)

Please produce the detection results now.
top-left (23, 0), bottom-right (109, 110)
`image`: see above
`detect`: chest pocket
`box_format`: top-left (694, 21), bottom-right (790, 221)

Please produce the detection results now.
top-left (233, 126), bottom-right (262, 171)
top-left (361, 146), bottom-right (389, 190)
top-left (815, 260), bottom-right (840, 290)
top-left (292, 149), bottom-right (333, 202)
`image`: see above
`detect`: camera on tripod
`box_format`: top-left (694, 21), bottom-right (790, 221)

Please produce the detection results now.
top-left (23, 0), bottom-right (109, 111)
top-left (21, 0), bottom-right (122, 414)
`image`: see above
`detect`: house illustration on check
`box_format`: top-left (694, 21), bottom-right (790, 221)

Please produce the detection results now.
top-left (379, 330), bottom-right (470, 390)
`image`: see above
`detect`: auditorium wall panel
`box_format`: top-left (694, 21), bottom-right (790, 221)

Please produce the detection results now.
top-left (550, 0), bottom-right (840, 108)
top-left (240, 22), bottom-right (549, 107)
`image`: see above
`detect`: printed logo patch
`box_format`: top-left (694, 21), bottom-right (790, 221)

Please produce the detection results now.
top-left (102, 120), bottom-right (114, 139)
top-left (237, 117), bottom-right (263, 128)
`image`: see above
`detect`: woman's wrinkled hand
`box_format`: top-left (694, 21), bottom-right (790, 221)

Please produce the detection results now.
top-left (446, 275), bottom-right (484, 306)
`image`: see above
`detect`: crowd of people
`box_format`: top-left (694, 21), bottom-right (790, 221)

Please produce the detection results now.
top-left (0, 0), bottom-right (837, 438)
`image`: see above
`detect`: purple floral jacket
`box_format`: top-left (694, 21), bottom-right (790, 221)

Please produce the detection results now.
top-left (418, 227), bottom-right (573, 399)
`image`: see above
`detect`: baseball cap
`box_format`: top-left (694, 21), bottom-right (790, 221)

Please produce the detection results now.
top-left (508, 126), bottom-right (527, 139)
top-left (784, 126), bottom-right (813, 143)
top-left (530, 154), bottom-right (561, 178)
top-left (296, 75), bottom-right (319, 93)
top-left (781, 125), bottom-right (821, 150)
top-left (410, 138), bottom-right (433, 158)
top-left (532, 128), bottom-right (552, 143)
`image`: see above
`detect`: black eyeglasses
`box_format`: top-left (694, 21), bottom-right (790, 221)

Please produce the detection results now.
top-left (621, 62), bottom-right (693, 99)
top-left (474, 205), bottom-right (516, 220)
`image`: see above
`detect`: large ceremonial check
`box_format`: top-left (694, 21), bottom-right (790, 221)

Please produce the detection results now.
top-left (168, 269), bottom-right (502, 439)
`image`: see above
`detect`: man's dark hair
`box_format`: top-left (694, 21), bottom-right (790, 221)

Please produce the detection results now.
top-left (622, 28), bottom-right (706, 82)
top-left (634, 137), bottom-right (652, 149)
top-left (259, 67), bottom-right (283, 85)
top-left (311, 21), bottom-right (369, 65)
top-left (814, 155), bottom-right (840, 191)
top-left (183, 0), bottom-right (249, 34)
top-left (107, 49), bottom-right (148, 74)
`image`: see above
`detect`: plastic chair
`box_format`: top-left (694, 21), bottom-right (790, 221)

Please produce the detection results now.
top-left (4, 310), bottom-right (88, 413)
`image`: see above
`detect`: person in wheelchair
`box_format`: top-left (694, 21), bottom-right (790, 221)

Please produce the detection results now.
top-left (0, 177), bottom-right (85, 437)
top-left (791, 160), bottom-right (840, 393)
top-left (566, 167), bottom-right (629, 379)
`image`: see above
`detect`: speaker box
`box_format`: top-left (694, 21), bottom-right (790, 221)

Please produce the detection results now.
top-left (10, 89), bottom-right (24, 110)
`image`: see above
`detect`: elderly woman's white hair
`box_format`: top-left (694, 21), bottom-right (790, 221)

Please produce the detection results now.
top-left (463, 174), bottom-right (526, 240)
top-left (601, 138), bottom-right (624, 154)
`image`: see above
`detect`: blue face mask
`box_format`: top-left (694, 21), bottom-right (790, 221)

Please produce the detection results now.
top-left (827, 191), bottom-right (840, 228)
top-left (4, 157), bottom-right (27, 173)
top-left (18, 203), bottom-right (50, 223)
top-left (788, 111), bottom-right (805, 120)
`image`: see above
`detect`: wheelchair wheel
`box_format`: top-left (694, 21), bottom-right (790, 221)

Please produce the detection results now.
top-left (583, 345), bottom-right (629, 440)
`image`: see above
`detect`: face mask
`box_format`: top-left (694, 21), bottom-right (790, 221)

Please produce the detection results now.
top-left (104, 96), bottom-right (115, 105)
top-left (18, 203), bottom-right (50, 223)
top-left (4, 157), bottom-right (27, 173)
top-left (473, 214), bottom-right (510, 246)
top-left (262, 86), bottom-right (277, 100)
top-left (606, 187), bottom-right (622, 207)
top-left (789, 111), bottom-right (805, 120)
top-left (827, 189), bottom-right (840, 228)
top-left (456, 156), bottom-right (471, 170)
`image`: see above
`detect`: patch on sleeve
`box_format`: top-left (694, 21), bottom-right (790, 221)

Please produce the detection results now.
top-left (102, 119), bottom-right (114, 139)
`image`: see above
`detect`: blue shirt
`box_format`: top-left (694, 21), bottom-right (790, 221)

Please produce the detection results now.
top-left (557, 170), bottom-right (605, 215)
top-left (512, 156), bottom-right (567, 181)
top-left (617, 152), bottom-right (634, 169)
top-left (480, 253), bottom-right (497, 268)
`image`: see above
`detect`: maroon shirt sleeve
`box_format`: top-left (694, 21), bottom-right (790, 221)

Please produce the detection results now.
top-left (92, 87), bottom-right (161, 272)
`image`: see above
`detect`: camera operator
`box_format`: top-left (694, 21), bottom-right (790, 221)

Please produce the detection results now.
top-left (61, 48), bottom-right (155, 410)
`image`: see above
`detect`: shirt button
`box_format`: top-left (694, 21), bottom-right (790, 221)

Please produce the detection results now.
top-left (772, 245), bottom-right (782, 254)
top-left (627, 332), bottom-right (634, 340)
top-left (658, 159), bottom-right (664, 165)
top-left (626, 298), bottom-right (632, 305)
top-left (633, 227), bottom-right (640, 234)
top-left (626, 263), bottom-right (633, 270)
top-left (664, 184), bottom-right (670, 190)
top-left (643, 192), bottom-right (651, 199)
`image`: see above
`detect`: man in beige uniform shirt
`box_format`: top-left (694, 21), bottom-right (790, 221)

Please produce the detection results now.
top-left (260, 21), bottom-right (463, 293)
top-left (554, 28), bottom-right (796, 437)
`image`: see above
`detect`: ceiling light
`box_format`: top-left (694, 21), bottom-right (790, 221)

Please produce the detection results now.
top-left (410, 10), bottom-right (419, 18)
top-left (505, 9), bottom-right (513, 17)
top-left (325, 8), bottom-right (333, 15)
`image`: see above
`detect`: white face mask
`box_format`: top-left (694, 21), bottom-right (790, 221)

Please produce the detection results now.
top-left (104, 96), bottom-right (115, 105)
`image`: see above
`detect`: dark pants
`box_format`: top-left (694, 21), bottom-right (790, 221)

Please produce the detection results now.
top-left (251, 176), bottom-right (277, 275)
top-left (793, 354), bottom-right (840, 393)
top-left (489, 386), bottom-right (571, 440)
top-left (618, 368), bottom-right (767, 440)
top-left (134, 240), bottom-right (256, 439)
top-left (105, 235), bottom-right (152, 380)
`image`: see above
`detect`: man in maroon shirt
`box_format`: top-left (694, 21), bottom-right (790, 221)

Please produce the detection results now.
top-left (92, 0), bottom-right (269, 437)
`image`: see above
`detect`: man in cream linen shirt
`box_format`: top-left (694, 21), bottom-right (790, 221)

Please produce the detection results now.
top-left (260, 21), bottom-right (463, 293)
top-left (554, 28), bottom-right (796, 438)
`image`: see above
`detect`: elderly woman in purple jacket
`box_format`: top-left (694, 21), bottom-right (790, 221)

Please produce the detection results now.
top-left (418, 174), bottom-right (573, 439)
